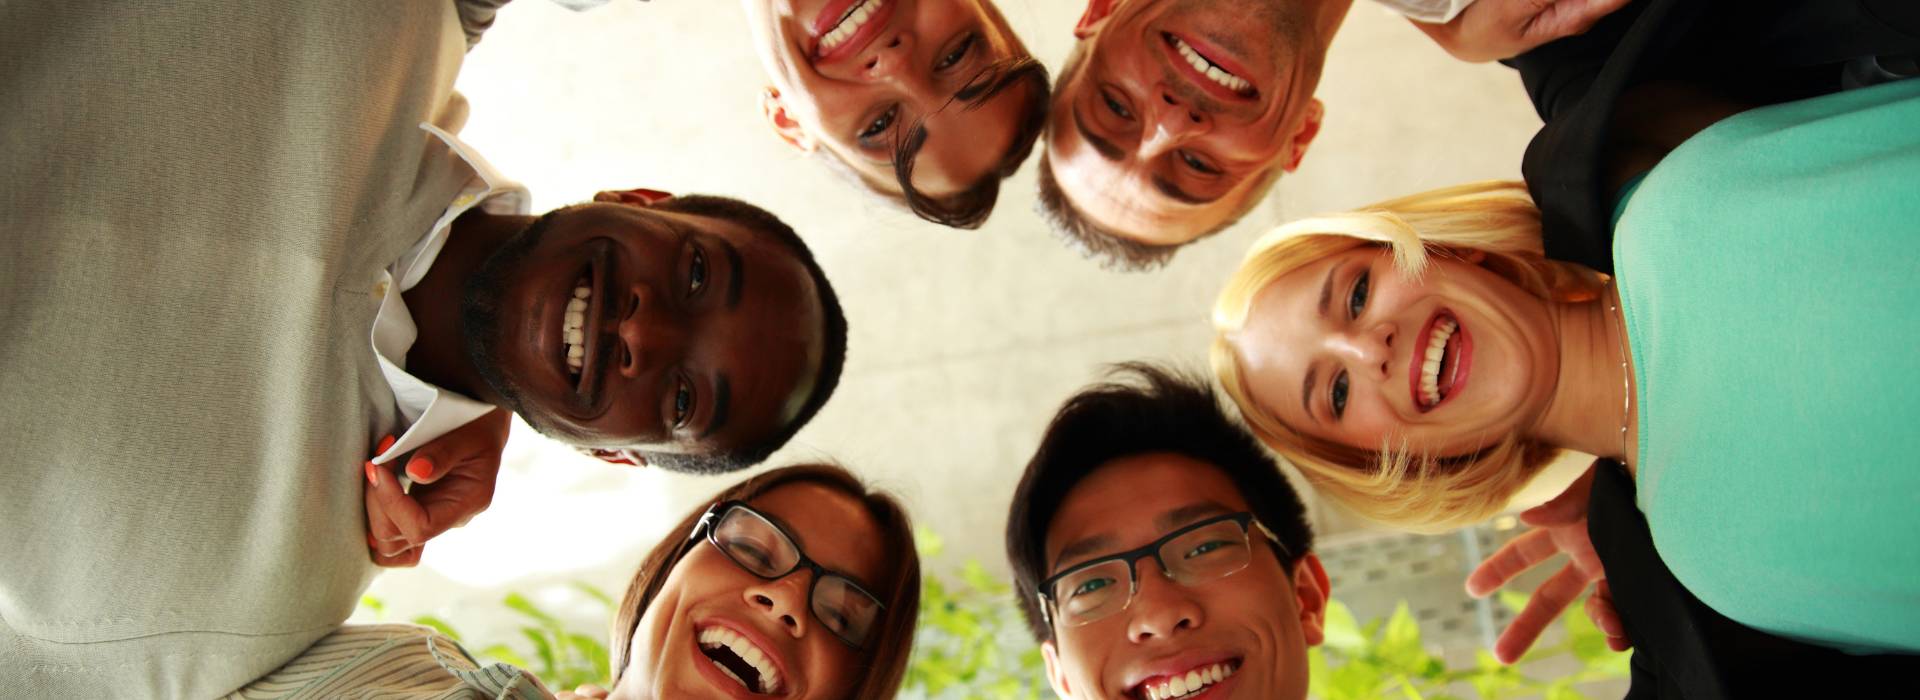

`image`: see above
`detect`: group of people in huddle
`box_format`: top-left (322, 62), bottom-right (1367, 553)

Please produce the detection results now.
top-left (3, 0), bottom-right (1917, 698)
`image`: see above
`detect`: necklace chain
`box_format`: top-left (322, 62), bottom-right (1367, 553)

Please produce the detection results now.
top-left (1607, 284), bottom-right (1631, 460)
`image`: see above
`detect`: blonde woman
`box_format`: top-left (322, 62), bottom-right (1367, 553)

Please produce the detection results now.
top-left (1211, 78), bottom-right (1920, 656)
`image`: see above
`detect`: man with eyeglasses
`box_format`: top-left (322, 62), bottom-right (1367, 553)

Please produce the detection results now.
top-left (1005, 363), bottom-right (1327, 699)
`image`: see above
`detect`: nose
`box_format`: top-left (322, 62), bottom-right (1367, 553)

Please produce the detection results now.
top-left (1326, 322), bottom-right (1394, 380)
top-left (743, 572), bottom-right (814, 638)
top-left (1125, 565), bottom-right (1205, 644)
top-left (1138, 87), bottom-right (1209, 161)
top-left (616, 284), bottom-right (683, 378)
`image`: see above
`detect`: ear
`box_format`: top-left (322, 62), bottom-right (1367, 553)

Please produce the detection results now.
top-left (1041, 640), bottom-right (1076, 699)
top-left (1291, 552), bottom-right (1332, 646)
top-left (577, 446), bottom-right (647, 467)
top-left (1459, 248), bottom-right (1489, 265)
top-left (1073, 0), bottom-right (1117, 39)
top-left (1282, 98), bottom-right (1325, 173)
top-left (760, 87), bottom-right (818, 153)
top-left (592, 188), bottom-right (674, 207)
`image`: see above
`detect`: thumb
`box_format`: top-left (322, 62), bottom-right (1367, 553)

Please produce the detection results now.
top-left (404, 451), bottom-right (449, 484)
top-left (1520, 462), bottom-right (1596, 526)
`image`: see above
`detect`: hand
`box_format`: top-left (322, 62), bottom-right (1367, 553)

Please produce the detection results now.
top-left (363, 409), bottom-right (512, 567)
top-left (1465, 464), bottom-right (1630, 662)
top-left (556, 684), bottom-right (610, 700)
top-left (1413, 0), bottom-right (1632, 63)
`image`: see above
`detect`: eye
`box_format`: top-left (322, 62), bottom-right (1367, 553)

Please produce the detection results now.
top-left (1101, 90), bottom-right (1134, 121)
top-left (729, 540), bottom-right (775, 568)
top-left (672, 375), bottom-right (694, 428)
top-left (1070, 577), bottom-right (1114, 598)
top-left (687, 246), bottom-right (707, 296)
top-left (1185, 540), bottom-right (1230, 559)
top-left (1331, 371), bottom-right (1349, 420)
top-left (936, 33), bottom-right (976, 70)
top-left (1348, 269), bottom-right (1370, 319)
top-left (858, 104), bottom-right (898, 141)
top-left (821, 608), bottom-right (852, 634)
top-left (1179, 150), bottom-right (1222, 175)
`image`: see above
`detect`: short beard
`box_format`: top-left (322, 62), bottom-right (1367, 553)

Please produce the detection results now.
top-left (458, 209), bottom-right (564, 431)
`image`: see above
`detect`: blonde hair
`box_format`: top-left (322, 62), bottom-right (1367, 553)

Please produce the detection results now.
top-left (1210, 181), bottom-right (1605, 531)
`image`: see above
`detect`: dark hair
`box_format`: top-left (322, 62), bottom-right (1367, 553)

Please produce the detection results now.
top-left (1035, 45), bottom-right (1280, 272)
top-left (886, 56), bottom-right (1050, 229)
top-left (609, 463), bottom-right (921, 700)
top-left (624, 195), bottom-right (849, 475)
top-left (1003, 362), bottom-right (1314, 642)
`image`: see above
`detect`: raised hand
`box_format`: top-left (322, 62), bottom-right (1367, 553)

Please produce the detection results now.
top-left (363, 409), bottom-right (513, 567)
top-left (1414, 0), bottom-right (1633, 63)
top-left (1465, 463), bottom-right (1630, 663)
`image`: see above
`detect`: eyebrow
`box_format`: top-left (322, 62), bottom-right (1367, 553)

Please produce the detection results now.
top-left (699, 373), bottom-right (731, 440)
top-left (1051, 500), bottom-right (1237, 573)
top-left (1052, 534), bottom-right (1118, 574)
top-left (719, 237), bottom-right (744, 309)
top-left (1151, 175), bottom-right (1222, 205)
top-left (1071, 104), bottom-right (1125, 162)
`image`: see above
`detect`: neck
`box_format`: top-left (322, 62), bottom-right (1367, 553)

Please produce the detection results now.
top-left (1529, 283), bottom-right (1639, 472)
top-left (401, 208), bottom-right (536, 406)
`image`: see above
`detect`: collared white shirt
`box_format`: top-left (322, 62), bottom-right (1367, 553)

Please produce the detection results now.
top-left (369, 123), bottom-right (531, 466)
top-left (1372, 0), bottom-right (1477, 24)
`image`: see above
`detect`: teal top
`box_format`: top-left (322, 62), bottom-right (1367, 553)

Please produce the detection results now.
top-left (1611, 77), bottom-right (1920, 654)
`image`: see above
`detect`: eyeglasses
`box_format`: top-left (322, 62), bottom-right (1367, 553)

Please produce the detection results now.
top-left (1036, 512), bottom-right (1287, 629)
top-left (692, 501), bottom-right (887, 649)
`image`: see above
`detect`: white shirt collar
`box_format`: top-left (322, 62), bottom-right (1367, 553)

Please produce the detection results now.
top-left (370, 124), bottom-right (531, 465)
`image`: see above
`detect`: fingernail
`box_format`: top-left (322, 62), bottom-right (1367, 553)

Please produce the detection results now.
top-left (365, 462), bottom-right (381, 487)
top-left (377, 434), bottom-right (396, 453)
top-left (406, 458), bottom-right (432, 482)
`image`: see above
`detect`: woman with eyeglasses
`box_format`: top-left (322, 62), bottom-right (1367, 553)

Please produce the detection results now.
top-left (230, 463), bottom-right (919, 699)
top-left (1207, 77), bottom-right (1920, 655)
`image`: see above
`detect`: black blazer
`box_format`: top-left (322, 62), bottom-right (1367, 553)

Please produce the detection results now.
top-left (1505, 0), bottom-right (1920, 273)
top-left (1586, 461), bottom-right (1920, 698)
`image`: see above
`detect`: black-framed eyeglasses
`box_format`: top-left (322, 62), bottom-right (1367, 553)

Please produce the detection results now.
top-left (692, 501), bottom-right (887, 649)
top-left (1036, 512), bottom-right (1287, 629)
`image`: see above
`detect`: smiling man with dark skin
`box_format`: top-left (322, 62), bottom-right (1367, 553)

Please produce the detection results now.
top-left (403, 189), bottom-right (837, 468)
top-left (1006, 364), bottom-right (1328, 699)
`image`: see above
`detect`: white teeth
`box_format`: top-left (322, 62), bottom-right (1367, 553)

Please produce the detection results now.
top-left (1141, 662), bottom-right (1235, 699)
top-left (710, 659), bottom-right (748, 688)
top-left (1419, 317), bottom-right (1458, 407)
top-left (819, 0), bottom-right (884, 52)
top-left (1171, 36), bottom-right (1252, 93)
top-left (563, 282), bottom-right (592, 375)
top-left (697, 627), bottom-right (783, 695)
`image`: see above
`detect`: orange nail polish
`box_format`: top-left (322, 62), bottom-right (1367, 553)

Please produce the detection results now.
top-left (376, 434), bottom-right (396, 453)
top-left (365, 461), bottom-right (379, 486)
top-left (406, 458), bottom-right (432, 481)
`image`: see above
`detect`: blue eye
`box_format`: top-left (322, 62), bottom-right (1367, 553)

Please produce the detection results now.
top-left (1348, 269), bottom-right (1370, 319)
top-left (858, 105), bottom-right (898, 140)
top-left (1331, 371), bottom-right (1349, 419)
top-left (1102, 91), bottom-right (1133, 121)
top-left (673, 376), bottom-right (693, 428)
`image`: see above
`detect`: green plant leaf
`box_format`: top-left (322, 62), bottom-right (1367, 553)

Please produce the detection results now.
top-left (477, 643), bottom-right (530, 670)
top-left (1321, 599), bottom-right (1367, 653)
top-left (358, 595), bottom-right (386, 620)
top-left (521, 627), bottom-right (557, 676)
top-left (571, 581), bottom-right (616, 609)
top-left (1497, 590), bottom-right (1529, 614)
top-left (504, 592), bottom-right (561, 627)
top-left (410, 615), bottom-right (462, 642)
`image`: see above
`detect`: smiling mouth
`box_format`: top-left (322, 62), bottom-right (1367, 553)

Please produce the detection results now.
top-left (1414, 311), bottom-right (1466, 410)
top-left (1132, 660), bottom-right (1239, 700)
top-left (697, 625), bottom-right (785, 695)
top-left (817, 0), bottom-right (884, 54)
top-left (1164, 33), bottom-right (1255, 97)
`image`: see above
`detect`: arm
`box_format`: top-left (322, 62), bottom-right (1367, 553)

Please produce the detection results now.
top-left (1414, 0), bottom-right (1633, 63)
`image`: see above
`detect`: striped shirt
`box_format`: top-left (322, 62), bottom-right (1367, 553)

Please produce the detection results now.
top-left (224, 625), bottom-right (553, 699)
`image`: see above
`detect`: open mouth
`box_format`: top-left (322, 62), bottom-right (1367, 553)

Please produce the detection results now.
top-left (1163, 33), bottom-right (1256, 98)
top-left (1131, 659), bottom-right (1239, 700)
top-left (697, 625), bottom-right (785, 696)
top-left (1412, 311), bottom-right (1470, 411)
top-left (559, 243), bottom-right (612, 402)
top-left (814, 0), bottom-right (888, 58)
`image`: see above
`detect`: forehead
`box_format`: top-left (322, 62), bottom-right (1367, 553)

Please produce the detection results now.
top-left (1044, 452), bottom-right (1251, 568)
top-left (1232, 246), bottom-right (1377, 426)
top-left (750, 481), bottom-right (888, 588)
top-left (665, 209), bottom-right (826, 456)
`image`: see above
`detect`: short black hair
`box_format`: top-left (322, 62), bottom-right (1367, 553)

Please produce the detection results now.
top-left (1004, 363), bottom-right (1314, 642)
top-left (630, 195), bottom-right (849, 475)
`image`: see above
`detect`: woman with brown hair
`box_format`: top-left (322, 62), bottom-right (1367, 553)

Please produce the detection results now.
top-left (230, 462), bottom-right (919, 700)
